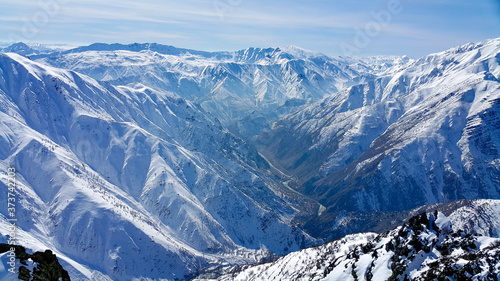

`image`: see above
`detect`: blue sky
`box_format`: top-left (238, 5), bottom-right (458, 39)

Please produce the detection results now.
top-left (1, 0), bottom-right (499, 57)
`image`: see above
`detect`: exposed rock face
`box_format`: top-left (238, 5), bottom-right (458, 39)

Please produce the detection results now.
top-left (208, 212), bottom-right (500, 281)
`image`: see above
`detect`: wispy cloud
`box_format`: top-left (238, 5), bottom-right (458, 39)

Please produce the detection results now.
top-left (0, 0), bottom-right (499, 57)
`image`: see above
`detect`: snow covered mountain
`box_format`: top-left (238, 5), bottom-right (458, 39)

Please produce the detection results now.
top-left (29, 43), bottom-right (404, 139)
top-left (258, 37), bottom-right (500, 214)
top-left (0, 42), bottom-right (72, 57)
top-left (206, 212), bottom-right (500, 281)
top-left (0, 52), bottom-right (317, 280)
top-left (0, 37), bottom-right (499, 280)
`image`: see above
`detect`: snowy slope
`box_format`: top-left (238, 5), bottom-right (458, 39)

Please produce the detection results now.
top-left (258, 37), bottom-right (500, 213)
top-left (0, 53), bottom-right (317, 280)
top-left (205, 212), bottom-right (500, 281)
top-left (446, 200), bottom-right (500, 238)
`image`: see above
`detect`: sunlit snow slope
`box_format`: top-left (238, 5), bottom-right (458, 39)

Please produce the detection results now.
top-left (0, 53), bottom-right (316, 280)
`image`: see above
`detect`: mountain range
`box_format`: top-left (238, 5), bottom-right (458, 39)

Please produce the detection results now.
top-left (0, 38), bottom-right (499, 280)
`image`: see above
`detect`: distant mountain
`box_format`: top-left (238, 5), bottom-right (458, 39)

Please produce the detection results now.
top-left (2, 42), bottom-right (37, 56)
top-left (29, 42), bottom-right (406, 139)
top-left (207, 212), bottom-right (500, 281)
top-left (257, 37), bottom-right (500, 213)
top-left (1, 42), bottom-right (72, 56)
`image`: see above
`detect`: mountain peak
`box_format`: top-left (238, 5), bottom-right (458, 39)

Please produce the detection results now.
top-left (232, 45), bottom-right (327, 63)
top-left (2, 42), bottom-right (36, 56)
top-left (279, 45), bottom-right (325, 59)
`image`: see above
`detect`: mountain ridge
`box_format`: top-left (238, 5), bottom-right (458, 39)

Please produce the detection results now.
top-left (0, 37), bottom-right (499, 280)
top-left (205, 211), bottom-right (500, 281)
